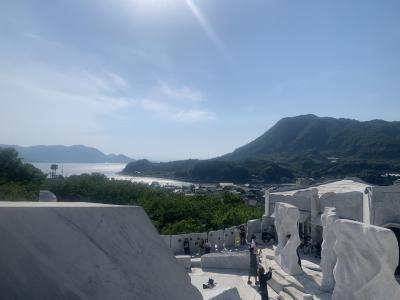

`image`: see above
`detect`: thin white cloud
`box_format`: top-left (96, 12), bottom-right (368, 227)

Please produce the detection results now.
top-left (140, 98), bottom-right (168, 112)
top-left (139, 82), bottom-right (215, 122)
top-left (173, 109), bottom-right (216, 122)
top-left (185, 0), bottom-right (231, 60)
top-left (157, 81), bottom-right (203, 102)
top-left (0, 55), bottom-right (215, 153)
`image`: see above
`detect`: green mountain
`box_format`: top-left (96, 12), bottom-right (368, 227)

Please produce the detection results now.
top-left (222, 114), bottom-right (400, 162)
top-left (0, 144), bottom-right (134, 163)
top-left (123, 115), bottom-right (400, 185)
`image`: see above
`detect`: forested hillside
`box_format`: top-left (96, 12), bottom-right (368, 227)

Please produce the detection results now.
top-left (0, 148), bottom-right (262, 234)
top-left (123, 115), bottom-right (400, 185)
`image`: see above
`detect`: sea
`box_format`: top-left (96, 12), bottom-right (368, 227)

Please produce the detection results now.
top-left (31, 162), bottom-right (193, 187)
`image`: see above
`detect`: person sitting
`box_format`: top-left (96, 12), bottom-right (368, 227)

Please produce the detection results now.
top-left (258, 266), bottom-right (272, 300)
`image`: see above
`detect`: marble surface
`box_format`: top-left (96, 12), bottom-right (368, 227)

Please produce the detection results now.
top-left (274, 202), bottom-right (303, 275)
top-left (201, 252), bottom-right (250, 270)
top-left (175, 255), bottom-right (191, 269)
top-left (0, 202), bottom-right (202, 300)
top-left (320, 207), bottom-right (338, 292)
top-left (247, 219), bottom-right (262, 242)
top-left (332, 219), bottom-right (400, 300)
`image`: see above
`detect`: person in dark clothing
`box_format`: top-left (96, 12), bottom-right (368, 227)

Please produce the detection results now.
top-left (204, 239), bottom-right (211, 254)
top-left (183, 238), bottom-right (190, 255)
top-left (296, 246), bottom-right (303, 271)
top-left (258, 266), bottom-right (272, 300)
top-left (239, 225), bottom-right (246, 246)
top-left (247, 247), bottom-right (259, 284)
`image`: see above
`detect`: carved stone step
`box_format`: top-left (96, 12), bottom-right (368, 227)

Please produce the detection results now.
top-left (268, 271), bottom-right (291, 294)
top-left (279, 290), bottom-right (295, 300)
top-left (284, 286), bottom-right (313, 300)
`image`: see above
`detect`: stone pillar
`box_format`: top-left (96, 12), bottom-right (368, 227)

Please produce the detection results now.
top-left (320, 207), bottom-right (338, 292)
top-left (332, 219), bottom-right (400, 300)
top-left (310, 188), bottom-right (322, 247)
top-left (274, 202), bottom-right (302, 275)
top-left (264, 190), bottom-right (271, 216)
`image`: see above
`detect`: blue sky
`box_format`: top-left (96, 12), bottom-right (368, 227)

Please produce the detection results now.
top-left (1, 0), bottom-right (399, 160)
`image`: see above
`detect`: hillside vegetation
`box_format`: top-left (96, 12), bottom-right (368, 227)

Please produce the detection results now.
top-left (223, 114), bottom-right (400, 161)
top-left (0, 148), bottom-right (262, 234)
top-left (123, 115), bottom-right (400, 185)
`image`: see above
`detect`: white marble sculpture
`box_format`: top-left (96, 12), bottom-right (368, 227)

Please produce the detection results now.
top-left (320, 207), bottom-right (338, 292)
top-left (333, 219), bottom-right (400, 300)
top-left (274, 202), bottom-right (302, 275)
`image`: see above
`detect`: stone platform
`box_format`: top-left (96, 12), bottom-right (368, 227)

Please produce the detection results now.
top-left (263, 247), bottom-right (332, 300)
top-left (0, 202), bottom-right (201, 300)
top-left (190, 267), bottom-right (280, 300)
top-left (201, 251), bottom-right (250, 270)
top-left (185, 243), bottom-right (331, 299)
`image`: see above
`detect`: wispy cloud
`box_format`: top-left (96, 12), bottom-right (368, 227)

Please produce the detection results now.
top-left (174, 109), bottom-right (216, 122)
top-left (139, 98), bottom-right (167, 112)
top-left (185, 0), bottom-right (231, 60)
top-left (157, 81), bottom-right (203, 102)
top-left (138, 82), bottom-right (215, 122)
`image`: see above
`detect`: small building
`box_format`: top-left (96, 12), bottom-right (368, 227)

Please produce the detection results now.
top-left (218, 182), bottom-right (235, 189)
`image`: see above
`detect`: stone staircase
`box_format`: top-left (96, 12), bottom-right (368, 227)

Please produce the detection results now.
top-left (263, 249), bottom-right (332, 300)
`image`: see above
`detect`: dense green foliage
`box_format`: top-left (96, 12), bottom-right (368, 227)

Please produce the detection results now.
top-left (282, 157), bottom-right (400, 185)
top-left (123, 159), bottom-right (294, 183)
top-left (223, 114), bottom-right (400, 161)
top-left (123, 115), bottom-right (400, 185)
top-left (0, 148), bottom-right (46, 200)
top-left (0, 149), bottom-right (263, 234)
top-left (123, 157), bottom-right (399, 185)
top-left (44, 173), bottom-right (263, 234)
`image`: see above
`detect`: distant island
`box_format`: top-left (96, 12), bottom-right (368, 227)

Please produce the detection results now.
top-left (122, 115), bottom-right (400, 185)
top-left (0, 144), bottom-right (134, 163)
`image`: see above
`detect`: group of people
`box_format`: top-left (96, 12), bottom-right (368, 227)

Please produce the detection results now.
top-left (183, 237), bottom-right (211, 256)
top-left (247, 234), bottom-right (273, 300)
top-left (183, 230), bottom-right (275, 299)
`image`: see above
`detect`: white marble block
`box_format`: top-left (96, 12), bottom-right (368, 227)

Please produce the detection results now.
top-left (333, 219), bottom-right (400, 300)
top-left (247, 219), bottom-right (261, 242)
top-left (274, 202), bottom-right (302, 275)
top-left (201, 252), bottom-right (249, 270)
top-left (223, 227), bottom-right (236, 248)
top-left (320, 207), bottom-right (338, 292)
top-left (0, 202), bottom-right (202, 300)
top-left (208, 229), bottom-right (224, 250)
top-left (175, 255), bottom-right (191, 269)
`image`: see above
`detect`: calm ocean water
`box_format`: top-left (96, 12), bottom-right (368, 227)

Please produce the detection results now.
top-left (31, 162), bottom-right (192, 187)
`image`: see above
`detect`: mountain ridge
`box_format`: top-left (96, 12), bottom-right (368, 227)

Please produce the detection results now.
top-left (122, 115), bottom-right (400, 184)
top-left (0, 144), bottom-right (134, 163)
top-left (221, 114), bottom-right (400, 161)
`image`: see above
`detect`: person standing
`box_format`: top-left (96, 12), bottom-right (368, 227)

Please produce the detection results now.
top-left (296, 245), bottom-right (303, 271)
top-left (204, 239), bottom-right (211, 254)
top-left (247, 247), bottom-right (259, 284)
top-left (199, 238), bottom-right (205, 255)
top-left (258, 266), bottom-right (272, 300)
top-left (183, 238), bottom-right (190, 255)
top-left (239, 225), bottom-right (246, 246)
